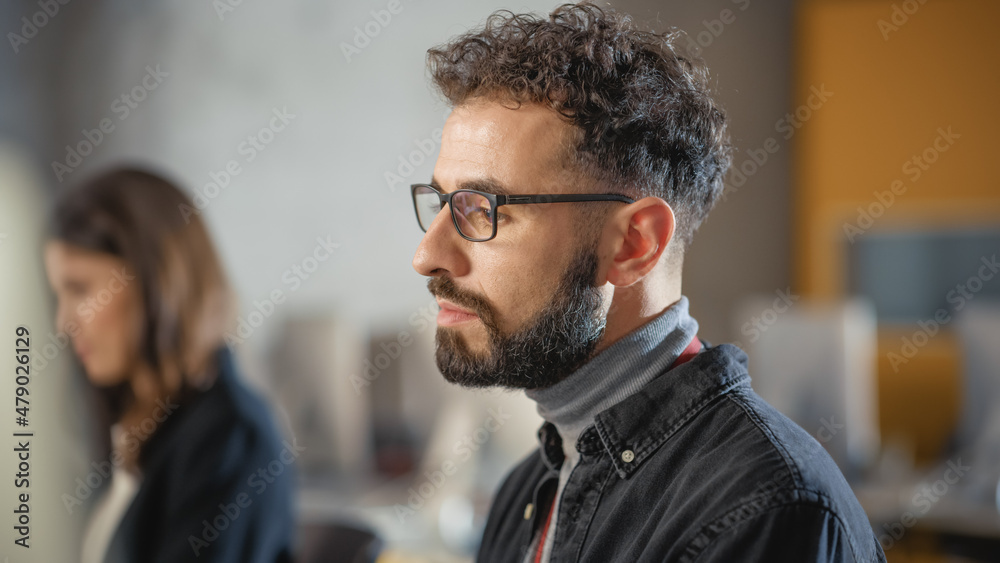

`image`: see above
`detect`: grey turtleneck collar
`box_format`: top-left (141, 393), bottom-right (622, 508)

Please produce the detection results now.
top-left (525, 295), bottom-right (699, 456)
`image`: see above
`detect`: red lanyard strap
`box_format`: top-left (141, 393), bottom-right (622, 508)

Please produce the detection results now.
top-left (670, 335), bottom-right (702, 370)
top-left (534, 499), bottom-right (557, 563)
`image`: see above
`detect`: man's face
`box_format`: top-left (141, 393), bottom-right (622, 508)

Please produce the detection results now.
top-left (412, 99), bottom-right (611, 390)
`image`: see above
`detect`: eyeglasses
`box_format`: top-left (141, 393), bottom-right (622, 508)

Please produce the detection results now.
top-left (410, 183), bottom-right (635, 242)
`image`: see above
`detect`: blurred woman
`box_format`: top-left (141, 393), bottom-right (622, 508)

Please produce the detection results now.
top-left (43, 167), bottom-right (295, 563)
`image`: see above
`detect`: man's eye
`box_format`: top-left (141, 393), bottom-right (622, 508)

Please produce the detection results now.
top-left (473, 207), bottom-right (493, 224)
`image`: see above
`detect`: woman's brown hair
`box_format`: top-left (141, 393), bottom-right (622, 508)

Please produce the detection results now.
top-left (51, 166), bottom-right (237, 418)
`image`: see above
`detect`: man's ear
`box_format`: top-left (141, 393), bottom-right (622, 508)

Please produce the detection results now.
top-left (604, 197), bottom-right (674, 287)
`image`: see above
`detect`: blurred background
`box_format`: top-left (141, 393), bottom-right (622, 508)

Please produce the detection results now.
top-left (0, 0), bottom-right (997, 561)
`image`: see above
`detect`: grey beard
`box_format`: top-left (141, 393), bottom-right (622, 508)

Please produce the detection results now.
top-left (432, 249), bottom-right (606, 390)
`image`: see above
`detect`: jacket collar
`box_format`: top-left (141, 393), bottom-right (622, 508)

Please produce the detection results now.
top-left (595, 343), bottom-right (750, 478)
top-left (536, 343), bottom-right (751, 478)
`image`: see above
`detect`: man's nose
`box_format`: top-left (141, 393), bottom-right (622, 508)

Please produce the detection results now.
top-left (412, 205), bottom-right (470, 278)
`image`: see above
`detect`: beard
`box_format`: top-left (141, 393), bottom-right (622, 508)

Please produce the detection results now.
top-left (428, 248), bottom-right (607, 391)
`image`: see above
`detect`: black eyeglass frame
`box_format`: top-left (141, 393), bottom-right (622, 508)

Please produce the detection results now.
top-left (410, 183), bottom-right (636, 242)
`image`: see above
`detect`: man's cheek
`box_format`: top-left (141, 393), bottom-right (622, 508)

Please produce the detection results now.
top-left (495, 297), bottom-right (539, 333)
top-left (513, 271), bottom-right (553, 308)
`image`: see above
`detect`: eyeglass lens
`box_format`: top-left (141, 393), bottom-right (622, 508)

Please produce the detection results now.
top-left (414, 186), bottom-right (494, 241)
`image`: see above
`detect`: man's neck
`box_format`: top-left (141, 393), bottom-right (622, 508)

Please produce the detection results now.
top-left (597, 274), bottom-right (681, 354)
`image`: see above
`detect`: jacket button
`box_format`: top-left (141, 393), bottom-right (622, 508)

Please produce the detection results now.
top-left (524, 503), bottom-right (534, 520)
top-left (621, 449), bottom-right (635, 463)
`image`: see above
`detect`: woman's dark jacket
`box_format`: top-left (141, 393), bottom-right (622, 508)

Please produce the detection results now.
top-left (103, 345), bottom-right (296, 563)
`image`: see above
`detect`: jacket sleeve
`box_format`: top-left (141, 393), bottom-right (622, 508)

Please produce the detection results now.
top-left (685, 502), bottom-right (881, 563)
top-left (151, 422), bottom-right (296, 563)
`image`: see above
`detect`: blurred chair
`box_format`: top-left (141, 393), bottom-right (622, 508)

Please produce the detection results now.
top-left (272, 316), bottom-right (371, 477)
top-left (296, 521), bottom-right (382, 563)
top-left (735, 297), bottom-right (880, 476)
top-left (954, 300), bottom-right (1000, 509)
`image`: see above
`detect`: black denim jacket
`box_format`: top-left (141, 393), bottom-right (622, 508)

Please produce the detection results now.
top-left (477, 343), bottom-right (887, 562)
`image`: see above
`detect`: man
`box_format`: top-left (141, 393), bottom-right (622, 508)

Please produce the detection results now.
top-left (409, 3), bottom-right (886, 562)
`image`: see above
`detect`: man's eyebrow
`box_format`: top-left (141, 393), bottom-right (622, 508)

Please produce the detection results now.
top-left (430, 175), bottom-right (512, 196)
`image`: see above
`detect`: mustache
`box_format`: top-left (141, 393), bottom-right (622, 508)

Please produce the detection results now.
top-left (427, 277), bottom-right (497, 328)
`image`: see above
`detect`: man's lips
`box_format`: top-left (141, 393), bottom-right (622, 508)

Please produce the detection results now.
top-left (436, 299), bottom-right (479, 327)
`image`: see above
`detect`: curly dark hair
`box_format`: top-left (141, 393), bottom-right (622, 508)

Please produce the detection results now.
top-left (427, 2), bottom-right (732, 250)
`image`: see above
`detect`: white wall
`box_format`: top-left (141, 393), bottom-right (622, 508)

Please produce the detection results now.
top-left (41, 1), bottom-right (560, 359)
